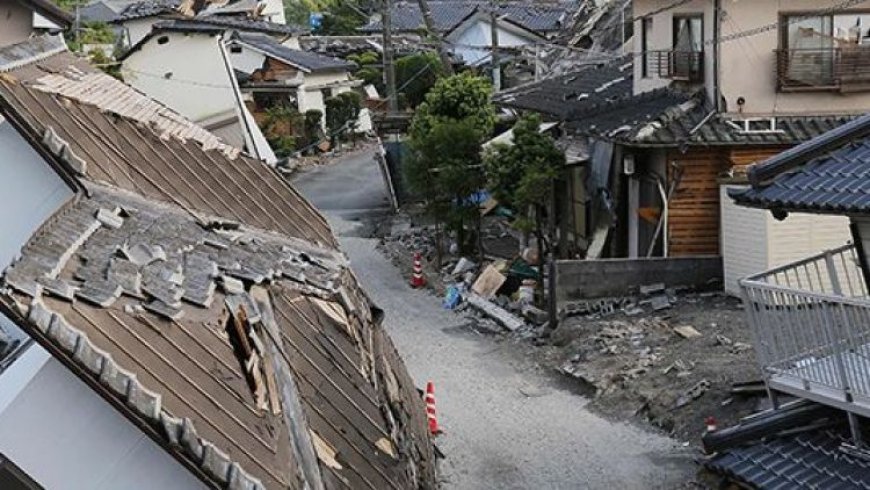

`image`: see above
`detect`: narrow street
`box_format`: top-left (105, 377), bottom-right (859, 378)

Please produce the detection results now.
top-left (293, 149), bottom-right (695, 489)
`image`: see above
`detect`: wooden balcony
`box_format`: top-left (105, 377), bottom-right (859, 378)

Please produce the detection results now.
top-left (776, 47), bottom-right (870, 92)
top-left (740, 244), bottom-right (870, 420)
top-left (648, 50), bottom-right (704, 82)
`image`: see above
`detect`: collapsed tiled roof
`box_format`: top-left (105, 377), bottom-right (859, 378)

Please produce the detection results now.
top-left (150, 16), bottom-right (303, 35)
top-left (731, 114), bottom-right (870, 214)
top-left (493, 58), bottom-right (631, 120)
top-left (705, 429), bottom-right (870, 488)
top-left (0, 36), bottom-right (435, 489)
top-left (556, 79), bottom-right (858, 148)
top-left (114, 0), bottom-right (181, 20)
top-left (0, 35), bottom-right (333, 246)
top-left (564, 87), bottom-right (697, 143)
top-left (636, 108), bottom-right (860, 148)
top-left (360, 1), bottom-right (571, 34)
top-left (231, 33), bottom-right (355, 72)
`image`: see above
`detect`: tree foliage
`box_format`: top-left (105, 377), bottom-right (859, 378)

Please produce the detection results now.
top-left (315, 0), bottom-right (366, 35)
top-left (324, 91), bottom-right (362, 142)
top-left (407, 73), bottom-right (495, 253)
top-left (395, 52), bottom-right (443, 108)
top-left (347, 51), bottom-right (383, 92)
top-left (484, 113), bottom-right (565, 231)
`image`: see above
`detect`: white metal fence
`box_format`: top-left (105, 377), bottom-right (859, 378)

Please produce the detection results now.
top-left (740, 244), bottom-right (870, 406)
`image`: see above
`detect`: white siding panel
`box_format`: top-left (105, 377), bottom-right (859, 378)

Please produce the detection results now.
top-left (0, 357), bottom-right (205, 490)
top-left (721, 185), bottom-right (767, 295)
top-left (767, 212), bottom-right (850, 267)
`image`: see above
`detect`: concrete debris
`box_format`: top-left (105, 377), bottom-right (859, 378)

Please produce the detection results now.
top-left (650, 295), bottom-right (671, 311)
top-left (640, 283), bottom-right (666, 296)
top-left (675, 379), bottom-right (711, 408)
top-left (95, 208), bottom-right (124, 229)
top-left (466, 292), bottom-right (525, 331)
top-left (673, 325), bottom-right (702, 339)
top-left (452, 257), bottom-right (476, 276)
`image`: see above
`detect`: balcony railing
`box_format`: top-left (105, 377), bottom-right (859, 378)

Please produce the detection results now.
top-left (776, 47), bottom-right (870, 92)
top-left (740, 244), bottom-right (870, 417)
top-left (647, 50), bottom-right (704, 82)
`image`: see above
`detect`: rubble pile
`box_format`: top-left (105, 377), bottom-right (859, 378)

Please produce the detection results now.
top-left (550, 290), bottom-right (763, 442)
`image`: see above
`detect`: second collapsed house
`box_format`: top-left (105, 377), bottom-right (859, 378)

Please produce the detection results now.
top-left (495, 0), bottom-right (870, 296)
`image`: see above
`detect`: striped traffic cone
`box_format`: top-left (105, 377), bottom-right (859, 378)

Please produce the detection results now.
top-left (410, 251), bottom-right (426, 288)
top-left (424, 381), bottom-right (441, 436)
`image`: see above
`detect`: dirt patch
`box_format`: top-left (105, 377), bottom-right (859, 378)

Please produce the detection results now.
top-left (539, 292), bottom-right (762, 443)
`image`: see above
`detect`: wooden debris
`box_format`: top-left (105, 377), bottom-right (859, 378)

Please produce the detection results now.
top-left (471, 265), bottom-right (507, 299)
top-left (310, 430), bottom-right (342, 470)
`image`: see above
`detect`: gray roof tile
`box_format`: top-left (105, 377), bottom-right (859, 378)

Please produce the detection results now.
top-left (360, 1), bottom-right (572, 34)
top-left (493, 58), bottom-right (632, 119)
top-left (705, 429), bottom-right (870, 489)
top-left (232, 33), bottom-right (355, 72)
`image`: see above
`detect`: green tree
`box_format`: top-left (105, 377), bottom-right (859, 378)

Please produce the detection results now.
top-left (348, 51), bottom-right (383, 92)
top-left (395, 52), bottom-right (443, 108)
top-left (407, 73), bottom-right (495, 257)
top-left (484, 113), bottom-right (565, 267)
top-left (315, 0), bottom-right (366, 35)
top-left (324, 91), bottom-right (362, 146)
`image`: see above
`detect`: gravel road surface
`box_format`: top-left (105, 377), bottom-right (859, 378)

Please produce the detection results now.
top-left (293, 148), bottom-right (696, 489)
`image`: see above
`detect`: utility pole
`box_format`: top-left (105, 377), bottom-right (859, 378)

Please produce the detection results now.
top-left (547, 178), bottom-right (558, 331)
top-left (490, 0), bottom-right (500, 91)
top-left (382, 0), bottom-right (398, 112)
top-left (417, 0), bottom-right (454, 75)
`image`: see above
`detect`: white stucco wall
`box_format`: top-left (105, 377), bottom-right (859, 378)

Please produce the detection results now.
top-left (122, 18), bottom-right (160, 49)
top-left (449, 19), bottom-right (538, 66)
top-left (0, 351), bottom-right (205, 490)
top-left (259, 0), bottom-right (286, 25)
top-left (123, 33), bottom-right (239, 124)
top-left (122, 31), bottom-right (277, 163)
top-left (228, 45), bottom-right (267, 74)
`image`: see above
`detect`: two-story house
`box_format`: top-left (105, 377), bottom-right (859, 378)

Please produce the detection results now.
top-left (499, 0), bottom-right (870, 294)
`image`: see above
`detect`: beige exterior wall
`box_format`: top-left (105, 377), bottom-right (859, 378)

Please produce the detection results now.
top-left (0, 0), bottom-right (36, 47)
top-left (633, 0), bottom-right (715, 100)
top-left (635, 0), bottom-right (870, 115)
top-left (720, 0), bottom-right (870, 115)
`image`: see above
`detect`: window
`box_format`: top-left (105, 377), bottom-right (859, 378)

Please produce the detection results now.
top-left (0, 454), bottom-right (42, 490)
top-left (641, 17), bottom-right (652, 78)
top-left (671, 15), bottom-right (703, 81)
top-left (673, 15), bottom-right (703, 53)
top-left (780, 12), bottom-right (870, 90)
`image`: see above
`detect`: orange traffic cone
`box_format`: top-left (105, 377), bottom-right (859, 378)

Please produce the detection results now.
top-left (425, 381), bottom-right (441, 436)
top-left (410, 251), bottom-right (426, 288)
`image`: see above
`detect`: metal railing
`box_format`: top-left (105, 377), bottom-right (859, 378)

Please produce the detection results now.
top-left (776, 47), bottom-right (870, 92)
top-left (740, 244), bottom-right (870, 411)
top-left (647, 50), bottom-right (704, 82)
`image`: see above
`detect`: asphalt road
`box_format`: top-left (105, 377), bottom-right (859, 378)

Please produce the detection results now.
top-left (293, 149), bottom-right (695, 489)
